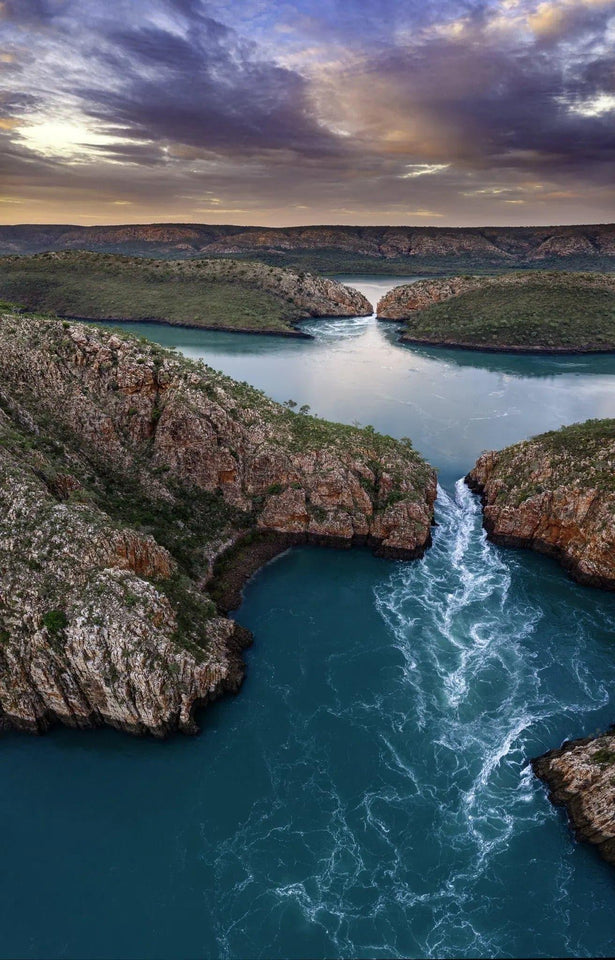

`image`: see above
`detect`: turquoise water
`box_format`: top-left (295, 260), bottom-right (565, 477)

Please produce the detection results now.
top-left (3, 279), bottom-right (615, 958)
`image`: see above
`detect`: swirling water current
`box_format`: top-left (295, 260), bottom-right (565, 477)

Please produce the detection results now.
top-left (2, 279), bottom-right (615, 958)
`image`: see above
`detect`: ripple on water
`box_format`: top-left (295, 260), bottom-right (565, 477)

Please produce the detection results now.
top-left (193, 480), bottom-right (615, 958)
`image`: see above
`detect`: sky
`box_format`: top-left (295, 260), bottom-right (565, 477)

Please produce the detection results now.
top-left (1, 0), bottom-right (614, 227)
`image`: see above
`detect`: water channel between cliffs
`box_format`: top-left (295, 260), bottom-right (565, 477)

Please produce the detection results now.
top-left (2, 278), bottom-right (615, 959)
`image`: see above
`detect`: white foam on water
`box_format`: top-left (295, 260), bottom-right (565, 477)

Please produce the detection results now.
top-left (208, 479), bottom-right (615, 959)
top-left (370, 479), bottom-right (615, 955)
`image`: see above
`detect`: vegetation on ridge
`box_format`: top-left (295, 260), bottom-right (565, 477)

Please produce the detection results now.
top-left (0, 250), bottom-right (369, 336)
top-left (394, 272), bottom-right (615, 351)
top-left (0, 308), bottom-right (436, 735)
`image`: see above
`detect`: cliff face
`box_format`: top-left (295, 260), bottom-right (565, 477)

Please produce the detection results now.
top-left (467, 423), bottom-right (615, 865)
top-left (532, 735), bottom-right (615, 865)
top-left (466, 421), bottom-right (615, 588)
top-left (1, 222), bottom-right (615, 266)
top-left (377, 277), bottom-right (484, 319)
top-left (0, 310), bottom-right (436, 736)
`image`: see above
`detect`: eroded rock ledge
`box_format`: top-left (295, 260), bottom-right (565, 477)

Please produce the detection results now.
top-left (0, 310), bottom-right (435, 737)
top-left (465, 420), bottom-right (615, 589)
top-left (532, 735), bottom-right (615, 865)
top-left (377, 276), bottom-right (484, 320)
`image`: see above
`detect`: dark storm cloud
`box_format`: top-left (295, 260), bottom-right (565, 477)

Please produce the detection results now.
top-left (78, 18), bottom-right (342, 158)
top-left (320, 2), bottom-right (615, 177)
top-left (1, 0), bottom-right (614, 224)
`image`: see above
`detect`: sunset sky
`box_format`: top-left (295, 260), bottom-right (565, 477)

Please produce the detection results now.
top-left (1, 0), bottom-right (614, 226)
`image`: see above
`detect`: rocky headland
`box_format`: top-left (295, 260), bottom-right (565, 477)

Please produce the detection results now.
top-left (466, 420), bottom-right (615, 589)
top-left (531, 735), bottom-right (615, 865)
top-left (0, 309), bottom-right (436, 737)
top-left (377, 276), bottom-right (484, 320)
top-left (377, 273), bottom-right (615, 352)
top-left (0, 251), bottom-right (371, 336)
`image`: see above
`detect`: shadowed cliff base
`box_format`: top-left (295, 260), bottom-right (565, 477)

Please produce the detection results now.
top-left (0, 309), bottom-right (435, 737)
top-left (208, 527), bottom-right (433, 615)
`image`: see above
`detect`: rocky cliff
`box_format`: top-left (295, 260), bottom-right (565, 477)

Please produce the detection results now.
top-left (0, 251), bottom-right (371, 336)
top-left (467, 422), bottom-right (615, 865)
top-left (466, 420), bottom-right (615, 588)
top-left (0, 309), bottom-right (436, 736)
top-left (377, 276), bottom-right (485, 319)
top-left (532, 735), bottom-right (615, 865)
top-left (1, 223), bottom-right (615, 270)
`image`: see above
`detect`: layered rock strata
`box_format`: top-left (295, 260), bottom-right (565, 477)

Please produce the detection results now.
top-left (532, 735), bottom-right (615, 865)
top-left (1, 223), bottom-right (615, 264)
top-left (377, 276), bottom-right (485, 319)
top-left (466, 421), bottom-right (615, 589)
top-left (0, 310), bottom-right (436, 736)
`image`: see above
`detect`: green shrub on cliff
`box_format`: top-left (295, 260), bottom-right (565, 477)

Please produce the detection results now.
top-left (42, 609), bottom-right (68, 635)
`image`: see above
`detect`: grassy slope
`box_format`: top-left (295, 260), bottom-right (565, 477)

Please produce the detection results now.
top-left (400, 274), bottom-right (615, 351)
top-left (0, 253), bottom-right (308, 334)
top-left (496, 419), bottom-right (615, 497)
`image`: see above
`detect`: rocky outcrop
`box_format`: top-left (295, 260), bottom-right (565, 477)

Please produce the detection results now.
top-left (377, 272), bottom-right (615, 352)
top-left (465, 421), bottom-right (615, 588)
top-left (467, 423), bottom-right (615, 865)
top-left (377, 272), bottom-right (615, 323)
top-left (532, 734), bottom-right (615, 865)
top-left (377, 276), bottom-right (485, 319)
top-left (0, 309), bottom-right (436, 736)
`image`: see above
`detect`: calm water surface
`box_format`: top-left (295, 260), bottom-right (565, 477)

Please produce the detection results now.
top-left (3, 278), bottom-right (615, 958)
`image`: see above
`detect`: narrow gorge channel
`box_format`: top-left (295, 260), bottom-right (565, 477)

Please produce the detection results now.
top-left (2, 279), bottom-right (615, 959)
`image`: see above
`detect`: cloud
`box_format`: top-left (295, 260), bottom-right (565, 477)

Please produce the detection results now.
top-left (570, 93), bottom-right (615, 116)
top-left (401, 164), bottom-right (451, 178)
top-left (0, 0), bottom-right (614, 225)
top-left (80, 19), bottom-right (342, 158)
top-left (314, 1), bottom-right (615, 179)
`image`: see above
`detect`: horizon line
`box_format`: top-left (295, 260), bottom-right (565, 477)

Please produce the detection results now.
top-left (1, 219), bottom-right (614, 231)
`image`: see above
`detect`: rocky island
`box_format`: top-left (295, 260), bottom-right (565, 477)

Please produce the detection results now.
top-left (378, 272), bottom-right (615, 352)
top-left (0, 251), bottom-right (371, 337)
top-left (0, 308), bottom-right (436, 736)
top-left (466, 420), bottom-right (615, 863)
